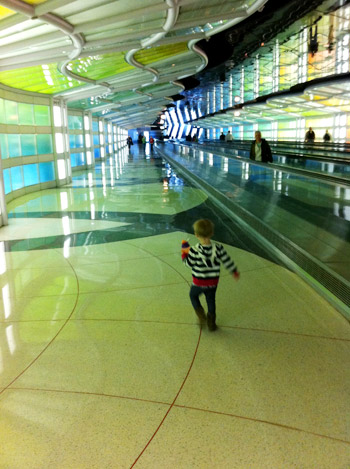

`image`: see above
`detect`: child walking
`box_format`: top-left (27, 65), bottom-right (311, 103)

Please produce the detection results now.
top-left (181, 219), bottom-right (240, 331)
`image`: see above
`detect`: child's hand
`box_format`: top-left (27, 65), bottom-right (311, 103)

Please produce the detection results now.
top-left (181, 240), bottom-right (190, 255)
top-left (232, 270), bottom-right (240, 281)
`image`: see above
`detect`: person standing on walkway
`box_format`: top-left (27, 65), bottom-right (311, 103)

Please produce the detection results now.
top-left (305, 127), bottom-right (315, 143)
top-left (220, 132), bottom-right (225, 141)
top-left (181, 219), bottom-right (240, 331)
top-left (149, 136), bottom-right (154, 150)
top-left (225, 131), bottom-right (233, 142)
top-left (250, 131), bottom-right (273, 163)
top-left (323, 130), bottom-right (331, 142)
top-left (126, 136), bottom-right (133, 150)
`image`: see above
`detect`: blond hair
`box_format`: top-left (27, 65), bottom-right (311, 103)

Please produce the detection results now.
top-left (193, 219), bottom-right (214, 238)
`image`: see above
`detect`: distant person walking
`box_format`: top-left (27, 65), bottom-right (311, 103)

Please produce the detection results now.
top-left (149, 136), bottom-right (154, 150)
top-left (142, 135), bottom-right (146, 146)
top-left (126, 136), bottom-right (133, 149)
top-left (305, 127), bottom-right (315, 143)
top-left (225, 131), bottom-right (233, 142)
top-left (323, 130), bottom-right (331, 142)
top-left (220, 132), bottom-right (225, 141)
top-left (250, 131), bottom-right (273, 163)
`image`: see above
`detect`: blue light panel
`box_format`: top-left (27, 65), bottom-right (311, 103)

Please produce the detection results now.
top-left (169, 109), bottom-right (179, 139)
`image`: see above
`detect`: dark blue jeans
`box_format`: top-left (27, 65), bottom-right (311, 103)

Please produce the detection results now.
top-left (190, 285), bottom-right (217, 319)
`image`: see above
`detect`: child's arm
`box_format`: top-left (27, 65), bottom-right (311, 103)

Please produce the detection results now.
top-left (217, 243), bottom-right (240, 280)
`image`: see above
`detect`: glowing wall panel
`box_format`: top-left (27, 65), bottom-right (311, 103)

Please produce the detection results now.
top-left (36, 134), bottom-right (53, 154)
top-left (69, 134), bottom-right (84, 149)
top-left (34, 105), bottom-right (51, 126)
top-left (39, 162), bottom-right (55, 182)
top-left (20, 135), bottom-right (36, 156)
top-left (71, 152), bottom-right (85, 168)
top-left (8, 135), bottom-right (20, 158)
top-left (18, 103), bottom-right (35, 125)
top-left (10, 166), bottom-right (23, 191)
top-left (3, 169), bottom-right (10, 194)
top-left (1, 133), bottom-right (54, 158)
top-left (5, 100), bottom-right (18, 124)
top-left (0, 134), bottom-right (7, 158)
top-left (23, 164), bottom-right (39, 186)
top-left (68, 115), bottom-right (83, 130)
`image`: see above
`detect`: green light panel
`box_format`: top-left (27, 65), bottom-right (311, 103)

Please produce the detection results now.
top-left (134, 43), bottom-right (189, 65)
top-left (70, 52), bottom-right (133, 81)
top-left (0, 43), bottom-right (189, 95)
top-left (0, 63), bottom-right (82, 94)
top-left (259, 51), bottom-right (273, 96)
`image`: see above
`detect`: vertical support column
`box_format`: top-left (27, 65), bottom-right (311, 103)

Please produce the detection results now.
top-left (298, 28), bottom-right (308, 83)
top-left (84, 111), bottom-right (94, 168)
top-left (99, 119), bottom-right (105, 159)
top-left (113, 125), bottom-right (118, 153)
top-left (52, 97), bottom-right (71, 186)
top-left (240, 65), bottom-right (245, 104)
top-left (0, 150), bottom-right (8, 226)
top-left (273, 39), bottom-right (280, 92)
top-left (228, 73), bottom-right (233, 108)
top-left (254, 54), bottom-right (260, 99)
top-left (107, 122), bottom-right (112, 158)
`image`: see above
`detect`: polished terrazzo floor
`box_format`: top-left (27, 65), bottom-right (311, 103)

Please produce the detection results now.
top-left (1, 145), bottom-right (350, 468)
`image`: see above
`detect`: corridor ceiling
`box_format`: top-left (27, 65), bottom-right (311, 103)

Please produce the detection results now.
top-left (0, 0), bottom-right (267, 129)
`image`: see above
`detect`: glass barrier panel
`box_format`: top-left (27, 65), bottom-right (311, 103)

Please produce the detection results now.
top-left (23, 163), bottom-right (39, 186)
top-left (34, 105), bottom-right (51, 126)
top-left (0, 134), bottom-right (8, 158)
top-left (8, 134), bottom-right (20, 157)
top-left (37, 134), bottom-right (53, 154)
top-left (0, 98), bottom-right (5, 124)
top-left (3, 168), bottom-right (11, 194)
top-left (39, 161), bottom-right (55, 182)
top-left (10, 166), bottom-right (24, 190)
top-left (5, 100), bottom-right (18, 124)
top-left (20, 134), bottom-right (36, 156)
top-left (18, 103), bottom-right (34, 125)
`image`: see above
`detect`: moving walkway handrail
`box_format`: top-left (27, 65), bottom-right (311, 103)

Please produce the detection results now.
top-left (198, 140), bottom-right (350, 162)
top-left (187, 140), bottom-right (350, 164)
top-left (174, 141), bottom-right (350, 186)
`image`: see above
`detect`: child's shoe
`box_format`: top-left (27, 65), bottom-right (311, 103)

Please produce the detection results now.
top-left (207, 315), bottom-right (217, 331)
top-left (194, 306), bottom-right (206, 322)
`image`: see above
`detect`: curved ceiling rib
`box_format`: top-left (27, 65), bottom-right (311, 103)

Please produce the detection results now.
top-left (125, 0), bottom-right (180, 87)
top-left (0, 0), bottom-right (114, 90)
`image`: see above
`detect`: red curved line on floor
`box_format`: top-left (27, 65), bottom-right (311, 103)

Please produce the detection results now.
top-left (0, 256), bottom-right (80, 395)
top-left (10, 386), bottom-right (170, 407)
top-left (173, 404), bottom-right (350, 446)
top-left (130, 326), bottom-right (203, 468)
top-left (8, 386), bottom-right (350, 446)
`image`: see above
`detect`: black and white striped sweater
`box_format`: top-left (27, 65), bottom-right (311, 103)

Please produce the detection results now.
top-left (182, 242), bottom-right (237, 287)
